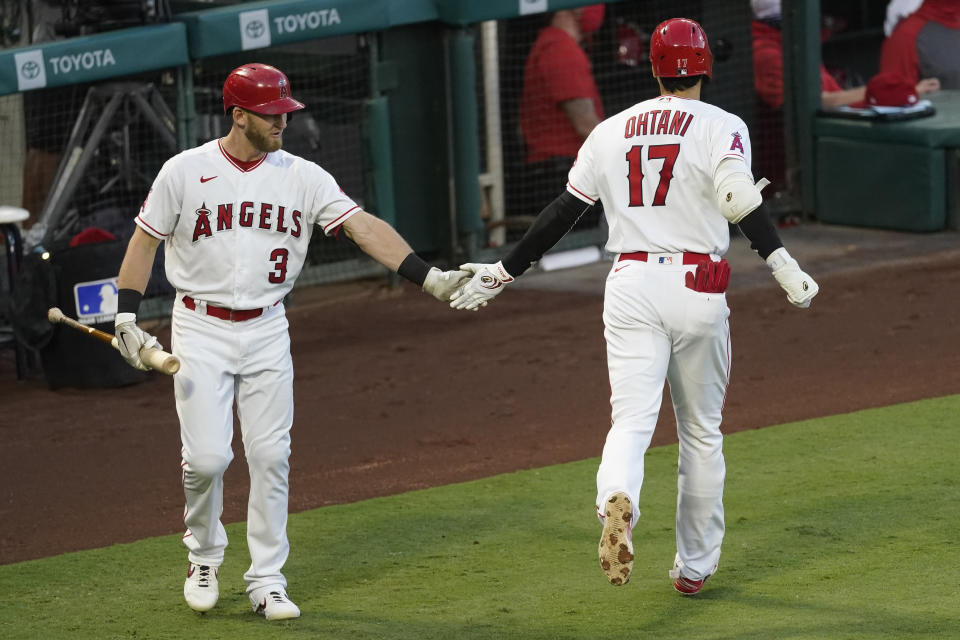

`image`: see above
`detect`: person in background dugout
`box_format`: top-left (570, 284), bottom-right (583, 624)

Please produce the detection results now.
top-left (885, 0), bottom-right (924, 37)
top-left (751, 0), bottom-right (939, 110)
top-left (750, 0), bottom-right (938, 195)
top-left (519, 4), bottom-right (606, 215)
top-left (880, 0), bottom-right (960, 90)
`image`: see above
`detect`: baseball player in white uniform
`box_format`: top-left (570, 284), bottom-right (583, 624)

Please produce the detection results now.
top-left (450, 18), bottom-right (819, 595)
top-left (113, 63), bottom-right (469, 620)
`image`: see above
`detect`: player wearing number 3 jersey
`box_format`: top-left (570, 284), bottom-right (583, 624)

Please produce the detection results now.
top-left (114, 63), bottom-right (469, 620)
top-left (451, 18), bottom-right (819, 594)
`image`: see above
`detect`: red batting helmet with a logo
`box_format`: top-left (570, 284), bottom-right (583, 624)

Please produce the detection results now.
top-left (222, 63), bottom-right (306, 114)
top-left (649, 18), bottom-right (713, 79)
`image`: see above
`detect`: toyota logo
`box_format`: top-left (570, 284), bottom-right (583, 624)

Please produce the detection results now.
top-left (20, 60), bottom-right (40, 79)
top-left (245, 20), bottom-right (265, 38)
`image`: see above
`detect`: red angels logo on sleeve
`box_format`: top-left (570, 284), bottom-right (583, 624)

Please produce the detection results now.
top-left (141, 188), bottom-right (152, 212)
top-left (729, 132), bottom-right (744, 154)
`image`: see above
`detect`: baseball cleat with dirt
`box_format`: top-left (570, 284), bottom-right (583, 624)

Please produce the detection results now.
top-left (598, 491), bottom-right (634, 586)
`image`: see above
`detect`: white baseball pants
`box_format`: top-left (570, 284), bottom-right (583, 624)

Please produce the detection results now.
top-left (596, 255), bottom-right (730, 580)
top-left (171, 297), bottom-right (294, 595)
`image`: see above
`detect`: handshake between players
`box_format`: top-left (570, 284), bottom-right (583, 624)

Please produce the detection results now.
top-left (445, 255), bottom-right (820, 311)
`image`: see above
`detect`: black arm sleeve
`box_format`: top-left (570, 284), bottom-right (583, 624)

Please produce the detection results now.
top-left (736, 206), bottom-right (783, 260)
top-left (501, 191), bottom-right (594, 277)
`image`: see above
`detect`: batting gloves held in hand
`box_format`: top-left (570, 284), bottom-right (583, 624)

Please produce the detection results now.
top-left (449, 261), bottom-right (515, 311)
top-left (114, 312), bottom-right (160, 371)
top-left (766, 248), bottom-right (819, 308)
top-left (422, 267), bottom-right (472, 303)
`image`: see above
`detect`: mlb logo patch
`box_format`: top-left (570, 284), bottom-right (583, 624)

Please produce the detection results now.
top-left (658, 256), bottom-right (673, 264)
top-left (73, 278), bottom-right (119, 325)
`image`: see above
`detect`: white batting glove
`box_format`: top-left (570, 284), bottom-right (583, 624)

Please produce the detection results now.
top-left (449, 261), bottom-right (515, 311)
top-left (114, 312), bottom-right (160, 371)
top-left (766, 248), bottom-right (819, 308)
top-left (422, 267), bottom-right (472, 303)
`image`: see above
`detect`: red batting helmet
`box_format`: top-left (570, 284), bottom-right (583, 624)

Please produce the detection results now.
top-left (649, 18), bottom-right (713, 79)
top-left (222, 63), bottom-right (306, 115)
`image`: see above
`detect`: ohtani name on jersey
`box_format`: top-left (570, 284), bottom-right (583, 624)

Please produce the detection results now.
top-left (623, 109), bottom-right (694, 138)
top-left (191, 201), bottom-right (302, 242)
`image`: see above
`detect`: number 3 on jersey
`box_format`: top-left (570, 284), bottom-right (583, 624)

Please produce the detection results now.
top-left (269, 248), bottom-right (288, 283)
top-left (626, 144), bottom-right (680, 207)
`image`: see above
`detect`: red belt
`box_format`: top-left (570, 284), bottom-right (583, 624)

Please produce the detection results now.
top-left (618, 251), bottom-right (710, 265)
top-left (182, 295), bottom-right (265, 322)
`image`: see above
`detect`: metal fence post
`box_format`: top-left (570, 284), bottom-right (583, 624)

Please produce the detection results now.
top-left (782, 0), bottom-right (821, 218)
top-left (176, 64), bottom-right (197, 151)
top-left (446, 26), bottom-right (484, 261)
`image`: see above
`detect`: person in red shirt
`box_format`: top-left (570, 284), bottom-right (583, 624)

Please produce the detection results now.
top-left (752, 0), bottom-right (938, 110)
top-left (880, 0), bottom-right (960, 89)
top-left (518, 5), bottom-right (605, 216)
top-left (752, 18), bottom-right (844, 108)
top-left (750, 0), bottom-right (937, 195)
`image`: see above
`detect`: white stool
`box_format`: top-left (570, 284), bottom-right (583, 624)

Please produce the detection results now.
top-left (0, 206), bottom-right (30, 379)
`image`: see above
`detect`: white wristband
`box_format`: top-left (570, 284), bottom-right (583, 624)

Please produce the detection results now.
top-left (765, 247), bottom-right (794, 271)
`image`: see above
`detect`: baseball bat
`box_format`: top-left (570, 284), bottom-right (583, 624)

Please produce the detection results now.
top-left (46, 307), bottom-right (180, 375)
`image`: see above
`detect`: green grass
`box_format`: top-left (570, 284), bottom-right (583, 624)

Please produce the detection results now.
top-left (2, 396), bottom-right (959, 639)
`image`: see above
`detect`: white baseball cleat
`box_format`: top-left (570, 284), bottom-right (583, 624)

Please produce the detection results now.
top-left (252, 590), bottom-right (301, 620)
top-left (598, 491), bottom-right (634, 586)
top-left (183, 563), bottom-right (219, 612)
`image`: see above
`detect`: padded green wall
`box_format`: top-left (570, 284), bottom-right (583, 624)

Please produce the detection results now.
top-left (816, 137), bottom-right (946, 231)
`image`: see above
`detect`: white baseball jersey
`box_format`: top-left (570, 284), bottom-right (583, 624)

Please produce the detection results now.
top-left (136, 139), bottom-right (360, 308)
top-left (567, 95), bottom-right (752, 256)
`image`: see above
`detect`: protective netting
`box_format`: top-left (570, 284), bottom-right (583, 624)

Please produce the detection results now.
top-left (0, 33), bottom-right (376, 310)
top-left (475, 1), bottom-right (772, 249)
top-left (10, 70), bottom-right (183, 297)
top-left (0, 0), bottom-right (178, 271)
top-left (0, 1), bottom-right (833, 303)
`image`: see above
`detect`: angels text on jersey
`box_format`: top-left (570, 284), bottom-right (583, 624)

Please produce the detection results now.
top-left (190, 201), bottom-right (303, 243)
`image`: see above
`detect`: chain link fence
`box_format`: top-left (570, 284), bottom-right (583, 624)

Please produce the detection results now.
top-left (0, 37), bottom-right (380, 310)
top-left (9, 68), bottom-right (182, 298)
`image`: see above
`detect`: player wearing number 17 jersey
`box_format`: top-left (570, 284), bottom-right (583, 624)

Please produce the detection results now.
top-left (113, 63), bottom-right (469, 621)
top-left (450, 18), bottom-right (819, 595)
